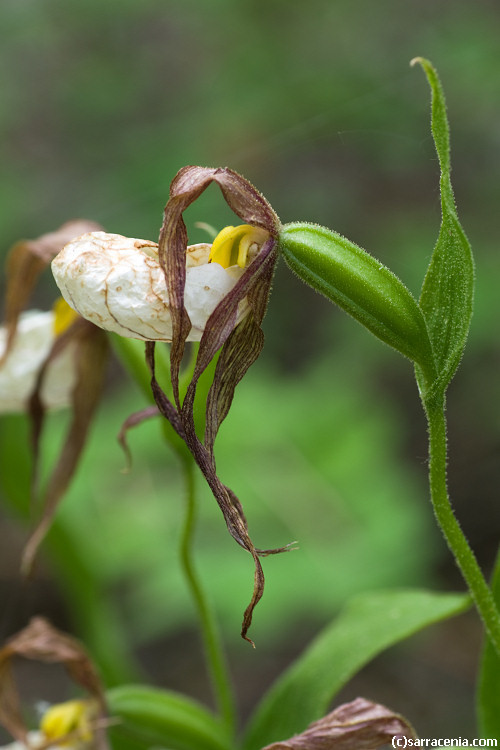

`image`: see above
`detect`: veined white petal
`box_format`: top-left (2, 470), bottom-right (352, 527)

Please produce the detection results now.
top-left (51, 232), bottom-right (249, 342)
top-left (0, 311), bottom-right (76, 414)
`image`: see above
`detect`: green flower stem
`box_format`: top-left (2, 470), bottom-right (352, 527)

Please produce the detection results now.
top-left (179, 455), bottom-right (237, 736)
top-left (425, 396), bottom-right (500, 657)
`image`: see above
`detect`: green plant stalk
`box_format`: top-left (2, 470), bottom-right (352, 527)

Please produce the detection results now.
top-left (425, 395), bottom-right (500, 657)
top-left (179, 455), bottom-right (237, 736)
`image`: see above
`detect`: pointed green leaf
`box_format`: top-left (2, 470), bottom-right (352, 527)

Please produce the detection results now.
top-left (477, 550), bottom-right (500, 739)
top-left (412, 58), bottom-right (474, 397)
top-left (242, 589), bottom-right (470, 750)
top-left (106, 685), bottom-right (232, 750)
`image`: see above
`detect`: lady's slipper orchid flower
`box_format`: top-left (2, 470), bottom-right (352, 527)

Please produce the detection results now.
top-left (0, 700), bottom-right (95, 749)
top-left (51, 166), bottom-right (290, 642)
top-left (0, 618), bottom-right (109, 750)
top-left (1, 222), bottom-right (109, 574)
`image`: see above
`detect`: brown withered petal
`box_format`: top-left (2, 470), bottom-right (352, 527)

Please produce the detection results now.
top-left (21, 320), bottom-right (109, 575)
top-left (203, 237), bottom-right (278, 453)
top-left (145, 343), bottom-right (187, 441)
top-left (179, 238), bottom-right (291, 643)
top-left (158, 166), bottom-right (280, 408)
top-left (1, 220), bottom-right (103, 365)
top-left (149, 348), bottom-right (291, 644)
top-left (261, 697), bottom-right (416, 750)
top-left (0, 617), bottom-right (109, 749)
top-left (148, 169), bottom-right (288, 643)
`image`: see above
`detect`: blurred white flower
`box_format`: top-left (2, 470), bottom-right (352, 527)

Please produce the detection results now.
top-left (52, 231), bottom-right (255, 342)
top-left (0, 732), bottom-right (43, 750)
top-left (0, 729), bottom-right (90, 749)
top-left (0, 699), bottom-right (96, 749)
top-left (0, 733), bottom-right (88, 749)
top-left (0, 310), bottom-right (77, 414)
top-left (0, 620), bottom-right (108, 750)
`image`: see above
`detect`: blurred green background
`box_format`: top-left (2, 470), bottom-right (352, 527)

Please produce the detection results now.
top-left (1, 0), bottom-right (499, 740)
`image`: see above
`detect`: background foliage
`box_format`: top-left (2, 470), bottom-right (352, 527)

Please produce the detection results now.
top-left (1, 0), bottom-right (499, 739)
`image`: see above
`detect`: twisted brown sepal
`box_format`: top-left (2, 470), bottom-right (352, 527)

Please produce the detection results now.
top-left (0, 617), bottom-right (110, 749)
top-left (151, 167), bottom-right (290, 644)
top-left (21, 319), bottom-right (109, 575)
top-left (262, 697), bottom-right (416, 749)
top-left (1, 220), bottom-right (102, 365)
top-left (158, 166), bottom-right (280, 409)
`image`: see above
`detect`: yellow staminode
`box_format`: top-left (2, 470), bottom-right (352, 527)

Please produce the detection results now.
top-left (40, 699), bottom-right (92, 744)
top-left (209, 224), bottom-right (269, 269)
top-left (52, 297), bottom-right (79, 337)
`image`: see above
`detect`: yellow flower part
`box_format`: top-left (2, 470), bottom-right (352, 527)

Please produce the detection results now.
top-left (40, 699), bottom-right (92, 745)
top-left (209, 224), bottom-right (269, 269)
top-left (52, 297), bottom-right (79, 337)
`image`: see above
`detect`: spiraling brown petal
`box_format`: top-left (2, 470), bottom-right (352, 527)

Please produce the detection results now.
top-left (262, 698), bottom-right (416, 750)
top-left (204, 237), bottom-right (277, 453)
top-left (204, 312), bottom-right (264, 451)
top-left (21, 321), bottom-right (109, 575)
top-left (1, 220), bottom-right (103, 365)
top-left (189, 239), bottom-right (285, 642)
top-left (0, 618), bottom-right (109, 749)
top-left (151, 167), bottom-right (285, 642)
top-left (147, 330), bottom-right (291, 645)
top-left (145, 342), bottom-right (187, 442)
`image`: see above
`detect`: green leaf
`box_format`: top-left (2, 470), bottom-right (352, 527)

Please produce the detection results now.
top-left (412, 58), bottom-right (474, 397)
top-left (106, 684), bottom-right (232, 750)
top-left (477, 550), bottom-right (500, 738)
top-left (279, 223), bottom-right (436, 385)
top-left (242, 589), bottom-right (470, 750)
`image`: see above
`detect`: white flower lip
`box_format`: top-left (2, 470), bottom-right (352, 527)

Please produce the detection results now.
top-left (0, 311), bottom-right (76, 414)
top-left (51, 232), bottom-right (250, 342)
